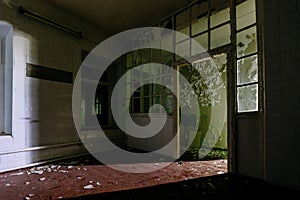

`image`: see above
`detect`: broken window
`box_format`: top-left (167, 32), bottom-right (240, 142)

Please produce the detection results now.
top-left (236, 0), bottom-right (259, 113)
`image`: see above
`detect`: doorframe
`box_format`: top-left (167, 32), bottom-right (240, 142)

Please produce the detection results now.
top-left (175, 44), bottom-right (235, 172)
top-left (209, 45), bottom-right (236, 174)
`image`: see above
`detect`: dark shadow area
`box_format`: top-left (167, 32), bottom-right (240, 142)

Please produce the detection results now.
top-left (64, 173), bottom-right (300, 200)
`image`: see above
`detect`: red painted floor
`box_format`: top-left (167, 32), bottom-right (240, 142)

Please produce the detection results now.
top-left (0, 158), bottom-right (227, 200)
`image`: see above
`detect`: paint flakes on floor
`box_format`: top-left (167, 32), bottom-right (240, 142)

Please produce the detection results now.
top-left (0, 156), bottom-right (227, 200)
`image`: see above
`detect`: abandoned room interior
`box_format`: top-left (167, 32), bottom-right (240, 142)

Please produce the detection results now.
top-left (0, 0), bottom-right (300, 199)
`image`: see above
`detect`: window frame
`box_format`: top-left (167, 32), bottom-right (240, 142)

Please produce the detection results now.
top-left (126, 49), bottom-right (174, 115)
top-left (80, 50), bottom-right (110, 130)
top-left (235, 0), bottom-right (262, 115)
top-left (0, 22), bottom-right (13, 135)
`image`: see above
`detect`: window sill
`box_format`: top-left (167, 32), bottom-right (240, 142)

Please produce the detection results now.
top-left (236, 110), bottom-right (263, 118)
top-left (0, 132), bottom-right (12, 137)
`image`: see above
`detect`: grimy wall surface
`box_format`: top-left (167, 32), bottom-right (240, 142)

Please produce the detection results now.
top-left (0, 0), bottom-right (107, 171)
top-left (263, 0), bottom-right (300, 189)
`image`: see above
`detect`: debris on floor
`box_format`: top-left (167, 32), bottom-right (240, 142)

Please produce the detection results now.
top-left (0, 154), bottom-right (227, 199)
top-left (84, 184), bottom-right (95, 189)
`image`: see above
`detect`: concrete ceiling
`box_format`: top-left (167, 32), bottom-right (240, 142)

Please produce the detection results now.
top-left (50, 0), bottom-right (189, 36)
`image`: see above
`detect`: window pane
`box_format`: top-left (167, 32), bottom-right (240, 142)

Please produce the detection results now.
top-left (161, 35), bottom-right (173, 56)
top-left (142, 48), bottom-right (151, 63)
top-left (237, 84), bottom-right (258, 112)
top-left (176, 9), bottom-right (190, 35)
top-left (133, 50), bottom-right (142, 66)
top-left (133, 89), bottom-right (140, 98)
top-left (152, 96), bottom-right (161, 113)
top-left (144, 97), bottom-right (150, 112)
top-left (176, 39), bottom-right (190, 59)
top-left (161, 55), bottom-right (173, 67)
top-left (162, 95), bottom-right (173, 114)
top-left (133, 98), bottom-right (140, 113)
top-left (237, 26), bottom-right (257, 58)
top-left (192, 33), bottom-right (208, 53)
top-left (191, 1), bottom-right (208, 36)
top-left (211, 24), bottom-right (231, 49)
top-left (153, 84), bottom-right (161, 95)
top-left (176, 9), bottom-right (190, 41)
top-left (210, 8), bottom-right (230, 28)
top-left (126, 83), bottom-right (131, 98)
top-left (132, 69), bottom-right (140, 81)
top-left (237, 54), bottom-right (258, 85)
top-left (236, 0), bottom-right (256, 30)
top-left (192, 17), bottom-right (208, 36)
top-left (151, 41), bottom-right (161, 59)
top-left (126, 53), bottom-right (132, 68)
top-left (143, 84), bottom-right (150, 96)
top-left (151, 64), bottom-right (161, 83)
top-left (161, 76), bottom-right (172, 94)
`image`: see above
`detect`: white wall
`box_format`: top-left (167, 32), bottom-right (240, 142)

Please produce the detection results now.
top-left (0, 0), bottom-right (108, 171)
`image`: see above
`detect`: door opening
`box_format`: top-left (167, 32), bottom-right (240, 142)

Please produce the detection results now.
top-left (176, 53), bottom-right (228, 172)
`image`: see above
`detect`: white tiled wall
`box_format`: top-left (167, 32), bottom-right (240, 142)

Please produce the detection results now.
top-left (0, 0), bottom-right (108, 171)
top-left (264, 0), bottom-right (300, 189)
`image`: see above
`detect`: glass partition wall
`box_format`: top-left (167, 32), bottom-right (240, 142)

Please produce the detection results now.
top-left (105, 0), bottom-right (261, 168)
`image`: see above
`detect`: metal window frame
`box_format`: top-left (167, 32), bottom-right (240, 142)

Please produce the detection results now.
top-left (122, 0), bottom-right (264, 174)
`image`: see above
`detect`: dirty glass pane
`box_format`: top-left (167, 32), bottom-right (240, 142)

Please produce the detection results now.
top-left (153, 84), bottom-right (161, 95)
top-left (191, 1), bottom-right (208, 36)
top-left (236, 0), bottom-right (256, 30)
top-left (191, 17), bottom-right (208, 36)
top-left (210, 8), bottom-right (230, 28)
top-left (237, 54), bottom-right (258, 85)
top-left (237, 84), bottom-right (258, 112)
top-left (133, 97), bottom-right (140, 113)
top-left (126, 53), bottom-right (132, 68)
top-left (192, 33), bottom-right (208, 53)
top-left (142, 48), bottom-right (151, 63)
top-left (133, 50), bottom-right (142, 66)
top-left (143, 97), bottom-right (150, 112)
top-left (176, 39), bottom-right (190, 59)
top-left (161, 75), bottom-right (172, 94)
top-left (161, 55), bottom-right (173, 67)
top-left (143, 84), bottom-right (150, 96)
top-left (151, 40), bottom-right (161, 59)
top-left (126, 98), bottom-right (131, 112)
top-left (176, 9), bottom-right (190, 41)
top-left (151, 62), bottom-right (161, 79)
top-left (152, 96), bottom-right (161, 113)
top-left (161, 95), bottom-right (173, 114)
top-left (126, 83), bottom-right (131, 99)
top-left (237, 26), bottom-right (257, 58)
top-left (132, 69), bottom-right (140, 81)
top-left (211, 24), bottom-right (231, 49)
top-left (141, 66), bottom-right (152, 79)
top-left (161, 35), bottom-right (173, 56)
